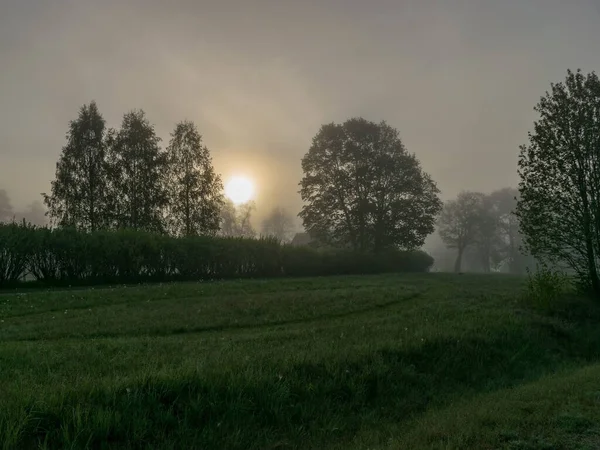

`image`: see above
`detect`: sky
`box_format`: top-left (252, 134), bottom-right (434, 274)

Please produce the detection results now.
top-left (1, 0), bottom-right (600, 226)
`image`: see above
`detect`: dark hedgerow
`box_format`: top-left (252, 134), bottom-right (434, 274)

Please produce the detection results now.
top-left (0, 222), bottom-right (433, 287)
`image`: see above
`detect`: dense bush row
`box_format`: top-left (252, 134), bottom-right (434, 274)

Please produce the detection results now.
top-left (0, 223), bottom-right (433, 287)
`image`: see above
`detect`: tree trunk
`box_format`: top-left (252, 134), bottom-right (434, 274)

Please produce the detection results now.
top-left (454, 247), bottom-right (464, 273)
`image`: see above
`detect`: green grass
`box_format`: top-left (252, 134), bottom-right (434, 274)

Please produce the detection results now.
top-left (1, 273), bottom-right (599, 449)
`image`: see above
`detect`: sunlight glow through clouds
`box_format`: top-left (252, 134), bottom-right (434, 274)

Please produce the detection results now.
top-left (225, 176), bottom-right (255, 204)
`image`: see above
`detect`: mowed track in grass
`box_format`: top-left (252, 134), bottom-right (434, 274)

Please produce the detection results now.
top-left (1, 273), bottom-right (600, 449)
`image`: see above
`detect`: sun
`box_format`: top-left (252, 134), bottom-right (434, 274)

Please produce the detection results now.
top-left (225, 176), bottom-right (255, 205)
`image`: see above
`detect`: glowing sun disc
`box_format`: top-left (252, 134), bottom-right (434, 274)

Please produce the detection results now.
top-left (225, 176), bottom-right (255, 204)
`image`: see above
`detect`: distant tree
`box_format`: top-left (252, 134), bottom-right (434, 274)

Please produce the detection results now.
top-left (219, 200), bottom-right (256, 238)
top-left (299, 118), bottom-right (441, 252)
top-left (0, 189), bottom-right (13, 223)
top-left (472, 194), bottom-right (502, 273)
top-left (165, 121), bottom-right (224, 236)
top-left (438, 191), bottom-right (485, 272)
top-left (43, 101), bottom-right (109, 231)
top-left (517, 69), bottom-right (600, 295)
top-left (488, 187), bottom-right (527, 273)
top-left (261, 207), bottom-right (295, 242)
top-left (107, 110), bottom-right (168, 233)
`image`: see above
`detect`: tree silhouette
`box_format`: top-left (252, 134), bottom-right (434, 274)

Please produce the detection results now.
top-left (165, 121), bottom-right (224, 236)
top-left (438, 191), bottom-right (485, 272)
top-left (43, 101), bottom-right (109, 231)
top-left (219, 200), bottom-right (255, 238)
top-left (517, 69), bottom-right (600, 295)
top-left (107, 110), bottom-right (168, 233)
top-left (299, 118), bottom-right (441, 252)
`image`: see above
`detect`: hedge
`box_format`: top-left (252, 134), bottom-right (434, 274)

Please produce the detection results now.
top-left (0, 223), bottom-right (434, 288)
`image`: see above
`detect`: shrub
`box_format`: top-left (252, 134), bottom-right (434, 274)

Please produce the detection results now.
top-left (281, 246), bottom-right (433, 277)
top-left (0, 225), bottom-right (434, 288)
top-left (524, 265), bottom-right (572, 308)
top-left (0, 221), bottom-right (34, 287)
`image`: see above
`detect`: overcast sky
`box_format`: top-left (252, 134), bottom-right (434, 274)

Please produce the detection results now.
top-left (1, 0), bottom-right (600, 223)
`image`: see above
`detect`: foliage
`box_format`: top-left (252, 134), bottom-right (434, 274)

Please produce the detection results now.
top-left (438, 191), bottom-right (486, 272)
top-left (106, 110), bottom-right (168, 233)
top-left (438, 188), bottom-right (535, 274)
top-left (299, 118), bottom-right (442, 252)
top-left (261, 206), bottom-right (295, 243)
top-left (0, 221), bottom-right (33, 287)
top-left (517, 69), bottom-right (600, 296)
top-left (219, 200), bottom-right (256, 238)
top-left (487, 187), bottom-right (525, 273)
top-left (281, 246), bottom-right (433, 277)
top-left (524, 265), bottom-right (572, 308)
top-left (0, 223), bottom-right (431, 287)
top-left (2, 274), bottom-right (600, 449)
top-left (42, 101), bottom-right (110, 231)
top-left (164, 121), bottom-right (224, 236)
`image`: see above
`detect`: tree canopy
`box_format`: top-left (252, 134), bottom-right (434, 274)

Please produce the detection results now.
top-left (438, 191), bottom-right (485, 272)
top-left (517, 69), bottom-right (600, 295)
top-left (165, 121), bottom-right (223, 236)
top-left (299, 118), bottom-right (441, 252)
top-left (106, 110), bottom-right (168, 233)
top-left (43, 101), bottom-right (108, 231)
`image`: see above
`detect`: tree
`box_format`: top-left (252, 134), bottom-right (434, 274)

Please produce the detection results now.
top-left (299, 118), bottom-right (441, 252)
top-left (517, 69), bottom-right (600, 295)
top-left (219, 200), bottom-right (256, 238)
top-left (43, 101), bottom-right (109, 231)
top-left (165, 121), bottom-right (224, 236)
top-left (261, 207), bottom-right (295, 242)
top-left (488, 187), bottom-right (526, 273)
top-left (472, 194), bottom-right (501, 273)
top-left (107, 110), bottom-right (168, 233)
top-left (438, 191), bottom-right (485, 272)
top-left (0, 189), bottom-right (13, 223)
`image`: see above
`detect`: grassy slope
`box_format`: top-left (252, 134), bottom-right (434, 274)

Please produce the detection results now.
top-left (0, 274), bottom-right (599, 449)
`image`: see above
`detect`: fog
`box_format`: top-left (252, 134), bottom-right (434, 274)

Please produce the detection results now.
top-left (1, 0), bottom-right (600, 227)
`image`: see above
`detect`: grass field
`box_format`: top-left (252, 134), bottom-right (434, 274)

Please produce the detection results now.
top-left (1, 273), bottom-right (600, 449)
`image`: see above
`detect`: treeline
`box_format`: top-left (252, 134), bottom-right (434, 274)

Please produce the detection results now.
top-left (0, 223), bottom-right (433, 287)
top-left (43, 102), bottom-right (223, 236)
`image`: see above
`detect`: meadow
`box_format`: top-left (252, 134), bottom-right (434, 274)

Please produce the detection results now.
top-left (1, 273), bottom-right (600, 449)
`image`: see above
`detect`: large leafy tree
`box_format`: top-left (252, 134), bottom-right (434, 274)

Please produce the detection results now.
top-left (299, 118), bottom-right (441, 252)
top-left (43, 101), bottom-right (109, 231)
top-left (107, 110), bottom-right (168, 233)
top-left (517, 69), bottom-right (600, 295)
top-left (261, 206), bottom-right (295, 243)
top-left (165, 121), bottom-right (224, 236)
top-left (438, 191), bottom-right (485, 272)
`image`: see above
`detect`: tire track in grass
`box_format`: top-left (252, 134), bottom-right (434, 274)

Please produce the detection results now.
top-left (4, 290), bottom-right (427, 343)
top-left (0, 278), bottom-right (414, 320)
